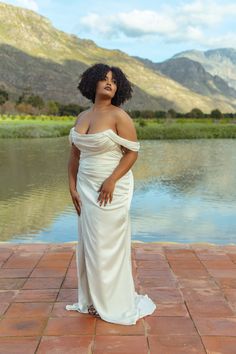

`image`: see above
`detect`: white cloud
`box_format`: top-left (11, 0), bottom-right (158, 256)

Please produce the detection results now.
top-left (181, 0), bottom-right (236, 26)
top-left (80, 9), bottom-right (177, 39)
top-left (77, 0), bottom-right (236, 47)
top-left (80, 13), bottom-right (115, 38)
top-left (17, 0), bottom-right (39, 11)
top-left (116, 10), bottom-right (177, 36)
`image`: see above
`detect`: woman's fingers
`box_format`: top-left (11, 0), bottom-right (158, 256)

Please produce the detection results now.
top-left (74, 197), bottom-right (81, 209)
top-left (74, 187), bottom-right (112, 208)
top-left (72, 201), bottom-right (80, 215)
top-left (104, 195), bottom-right (109, 206)
top-left (98, 192), bottom-right (104, 206)
top-left (73, 201), bottom-right (81, 215)
top-left (75, 202), bottom-right (81, 213)
top-left (98, 192), bottom-right (112, 206)
top-left (72, 195), bottom-right (82, 215)
top-left (76, 196), bottom-right (82, 207)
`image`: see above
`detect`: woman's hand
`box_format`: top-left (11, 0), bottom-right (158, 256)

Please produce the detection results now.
top-left (70, 189), bottom-right (82, 215)
top-left (97, 176), bottom-right (116, 206)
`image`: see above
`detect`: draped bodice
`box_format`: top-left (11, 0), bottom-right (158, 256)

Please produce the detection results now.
top-left (69, 127), bottom-right (140, 179)
top-left (69, 127), bottom-right (140, 161)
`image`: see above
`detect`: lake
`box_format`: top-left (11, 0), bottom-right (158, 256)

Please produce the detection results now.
top-left (0, 137), bottom-right (235, 244)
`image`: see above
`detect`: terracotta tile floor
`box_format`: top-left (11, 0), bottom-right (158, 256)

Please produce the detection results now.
top-left (0, 241), bottom-right (236, 353)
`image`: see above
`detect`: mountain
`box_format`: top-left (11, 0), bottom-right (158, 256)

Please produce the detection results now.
top-left (173, 48), bottom-right (236, 90)
top-left (0, 2), bottom-right (235, 113)
top-left (133, 56), bottom-right (236, 98)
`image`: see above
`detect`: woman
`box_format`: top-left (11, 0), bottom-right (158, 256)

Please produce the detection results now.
top-left (66, 63), bottom-right (157, 325)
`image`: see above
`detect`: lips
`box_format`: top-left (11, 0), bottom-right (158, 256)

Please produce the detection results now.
top-left (104, 86), bottom-right (112, 91)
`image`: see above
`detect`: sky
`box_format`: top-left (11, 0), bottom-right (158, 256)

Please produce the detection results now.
top-left (2, 0), bottom-right (236, 62)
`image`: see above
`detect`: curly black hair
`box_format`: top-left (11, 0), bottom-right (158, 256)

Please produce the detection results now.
top-left (77, 63), bottom-right (133, 107)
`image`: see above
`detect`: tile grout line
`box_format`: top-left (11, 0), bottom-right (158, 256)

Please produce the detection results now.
top-left (90, 318), bottom-right (97, 354)
top-left (184, 300), bottom-right (207, 353)
top-left (142, 318), bottom-right (151, 354)
top-left (192, 246), bottom-right (236, 310)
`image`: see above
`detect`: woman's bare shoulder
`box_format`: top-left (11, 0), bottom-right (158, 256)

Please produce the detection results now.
top-left (114, 107), bottom-right (134, 126)
top-left (114, 108), bottom-right (137, 141)
top-left (74, 109), bottom-right (91, 126)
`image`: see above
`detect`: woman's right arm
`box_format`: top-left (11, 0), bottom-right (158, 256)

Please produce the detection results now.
top-left (68, 143), bottom-right (80, 194)
top-left (68, 114), bottom-right (83, 215)
top-left (68, 144), bottom-right (82, 216)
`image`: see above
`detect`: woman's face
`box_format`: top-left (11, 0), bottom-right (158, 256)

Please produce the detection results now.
top-left (96, 70), bottom-right (117, 99)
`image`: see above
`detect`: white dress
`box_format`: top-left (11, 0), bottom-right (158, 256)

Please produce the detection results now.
top-left (65, 127), bottom-right (157, 325)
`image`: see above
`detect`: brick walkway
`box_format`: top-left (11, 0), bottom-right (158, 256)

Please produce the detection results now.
top-left (0, 242), bottom-right (236, 353)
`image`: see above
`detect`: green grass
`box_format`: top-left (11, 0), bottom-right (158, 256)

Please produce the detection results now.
top-left (136, 123), bottom-right (236, 139)
top-left (1, 115), bottom-right (236, 139)
top-left (0, 116), bottom-right (73, 138)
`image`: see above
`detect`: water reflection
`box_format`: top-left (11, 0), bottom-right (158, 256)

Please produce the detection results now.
top-left (0, 137), bottom-right (235, 244)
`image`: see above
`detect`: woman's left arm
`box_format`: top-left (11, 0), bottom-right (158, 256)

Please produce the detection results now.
top-left (97, 111), bottom-right (139, 206)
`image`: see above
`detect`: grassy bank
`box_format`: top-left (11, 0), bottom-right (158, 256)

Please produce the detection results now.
top-left (136, 122), bottom-right (236, 139)
top-left (0, 120), bottom-right (72, 138)
top-left (0, 115), bottom-right (236, 139)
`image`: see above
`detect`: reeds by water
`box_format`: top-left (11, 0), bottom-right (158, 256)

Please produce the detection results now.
top-left (1, 115), bottom-right (236, 139)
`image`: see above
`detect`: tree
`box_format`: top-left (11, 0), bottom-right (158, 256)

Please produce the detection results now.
top-left (142, 110), bottom-right (154, 118)
top-left (0, 101), bottom-right (17, 114)
top-left (129, 110), bottom-right (141, 118)
top-left (16, 103), bottom-right (36, 115)
top-left (210, 109), bottom-right (223, 119)
top-left (27, 94), bottom-right (44, 109)
top-left (58, 103), bottom-right (82, 116)
top-left (167, 109), bottom-right (176, 118)
top-left (46, 101), bottom-right (59, 115)
top-left (0, 89), bottom-right (9, 105)
top-left (190, 108), bottom-right (204, 118)
top-left (154, 110), bottom-right (166, 118)
top-left (17, 86), bottom-right (32, 104)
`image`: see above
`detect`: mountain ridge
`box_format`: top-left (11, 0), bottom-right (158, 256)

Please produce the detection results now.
top-left (132, 55), bottom-right (236, 99)
top-left (173, 48), bottom-right (236, 90)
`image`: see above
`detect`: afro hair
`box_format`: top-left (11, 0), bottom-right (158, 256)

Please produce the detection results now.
top-left (77, 63), bottom-right (133, 107)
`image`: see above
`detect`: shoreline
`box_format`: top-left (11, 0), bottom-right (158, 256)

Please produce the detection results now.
top-left (1, 240), bottom-right (236, 246)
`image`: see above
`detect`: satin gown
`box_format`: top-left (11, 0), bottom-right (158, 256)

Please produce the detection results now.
top-left (65, 127), bottom-right (157, 325)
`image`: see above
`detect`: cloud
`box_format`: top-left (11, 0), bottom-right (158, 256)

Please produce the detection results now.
top-left (181, 0), bottom-right (236, 26)
top-left (79, 9), bottom-right (177, 39)
top-left (5, 0), bottom-right (39, 11)
top-left (77, 0), bottom-right (236, 47)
